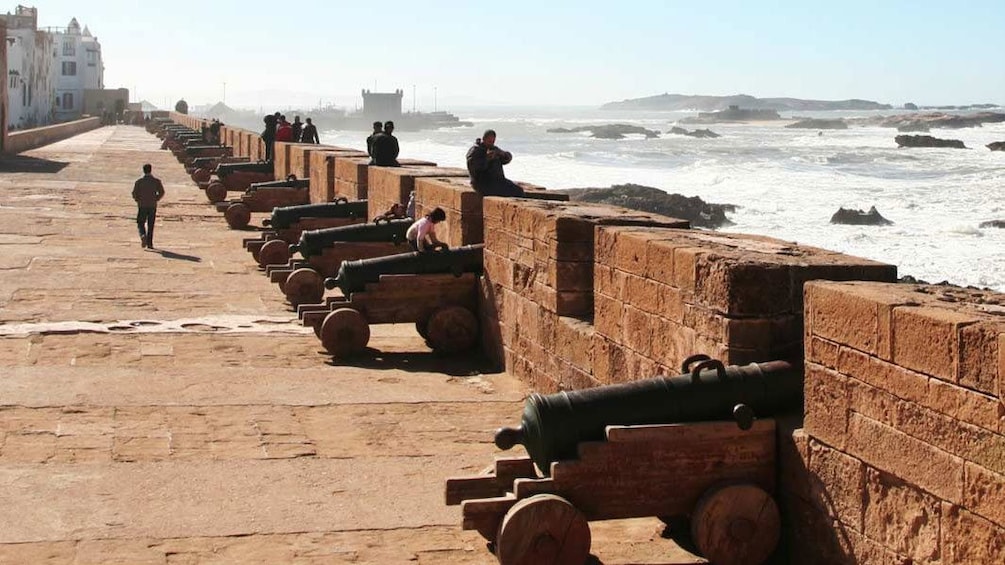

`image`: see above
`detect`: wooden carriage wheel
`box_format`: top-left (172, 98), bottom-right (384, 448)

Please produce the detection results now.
top-left (691, 484), bottom-right (780, 565)
top-left (258, 239), bottom-right (291, 268)
top-left (425, 306), bottom-right (478, 354)
top-left (320, 308), bottom-right (370, 357)
top-left (496, 494), bottom-right (591, 565)
top-left (284, 268), bottom-right (324, 306)
top-left (206, 181), bottom-right (228, 203)
top-left (191, 168), bottom-right (212, 184)
top-left (224, 203), bottom-right (252, 230)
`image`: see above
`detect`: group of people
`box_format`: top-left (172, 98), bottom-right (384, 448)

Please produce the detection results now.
top-left (201, 119), bottom-right (224, 145)
top-left (261, 113), bottom-right (321, 161)
top-left (366, 121), bottom-right (400, 167)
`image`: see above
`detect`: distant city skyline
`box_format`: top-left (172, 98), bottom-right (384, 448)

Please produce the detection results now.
top-left (30, 0), bottom-right (1005, 110)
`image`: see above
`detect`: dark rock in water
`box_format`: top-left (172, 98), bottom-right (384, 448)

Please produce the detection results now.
top-left (785, 118), bottom-right (848, 130)
top-left (830, 206), bottom-right (893, 226)
top-left (686, 128), bottom-right (720, 138)
top-left (667, 126), bottom-right (720, 138)
top-left (877, 111), bottom-right (1005, 129)
top-left (895, 135), bottom-right (966, 149)
top-left (557, 184), bottom-right (735, 229)
top-left (903, 102), bottom-right (918, 110)
top-left (899, 274), bottom-right (930, 284)
top-left (979, 219), bottom-right (1005, 228)
top-left (547, 124), bottom-right (659, 139)
top-left (987, 141), bottom-right (1005, 151)
top-left (896, 122), bottom-right (930, 133)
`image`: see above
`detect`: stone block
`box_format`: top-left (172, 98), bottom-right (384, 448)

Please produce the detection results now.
top-left (808, 439), bottom-right (865, 531)
top-left (555, 316), bottom-right (595, 373)
top-left (807, 336), bottom-right (841, 369)
top-left (959, 321), bottom-right (1001, 395)
top-left (847, 412), bottom-right (964, 503)
top-left (941, 503), bottom-right (1005, 564)
top-left (862, 467), bottom-right (942, 562)
top-left (893, 306), bottom-right (977, 383)
top-left (804, 363), bottom-right (850, 450)
top-left (366, 166), bottom-right (466, 221)
top-left (964, 462), bottom-right (1005, 528)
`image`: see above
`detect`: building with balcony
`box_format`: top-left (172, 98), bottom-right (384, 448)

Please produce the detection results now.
top-left (47, 16), bottom-right (102, 121)
top-left (0, 5), bottom-right (57, 129)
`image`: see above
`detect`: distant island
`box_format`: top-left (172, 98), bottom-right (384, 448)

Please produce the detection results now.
top-left (601, 93), bottom-right (893, 112)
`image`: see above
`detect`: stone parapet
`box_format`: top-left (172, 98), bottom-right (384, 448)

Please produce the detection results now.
top-left (365, 166), bottom-right (465, 220)
top-left (790, 281), bottom-right (1005, 563)
top-left (4, 117), bottom-right (101, 154)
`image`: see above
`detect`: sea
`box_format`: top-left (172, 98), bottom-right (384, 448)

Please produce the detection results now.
top-left (318, 107), bottom-right (1005, 292)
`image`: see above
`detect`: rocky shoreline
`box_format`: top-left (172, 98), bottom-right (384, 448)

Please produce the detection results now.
top-left (555, 184), bottom-right (735, 229)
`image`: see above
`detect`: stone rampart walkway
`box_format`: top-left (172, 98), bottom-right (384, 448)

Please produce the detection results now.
top-left (0, 127), bottom-right (699, 564)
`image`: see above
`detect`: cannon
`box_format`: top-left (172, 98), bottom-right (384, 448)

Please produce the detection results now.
top-left (444, 356), bottom-right (797, 565)
top-left (217, 175), bottom-right (311, 230)
top-left (247, 198), bottom-right (370, 268)
top-left (208, 161), bottom-right (276, 200)
top-left (189, 156), bottom-right (249, 184)
top-left (272, 218), bottom-right (412, 306)
top-left (324, 243), bottom-right (484, 295)
top-left (297, 245), bottom-right (485, 357)
top-left (494, 356), bottom-right (801, 473)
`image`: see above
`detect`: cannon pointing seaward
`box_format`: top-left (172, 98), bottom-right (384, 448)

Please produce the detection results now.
top-left (275, 218), bottom-right (412, 306)
top-left (248, 198), bottom-right (370, 268)
top-left (297, 244), bottom-right (485, 357)
top-left (445, 356), bottom-right (800, 565)
top-left (323, 244), bottom-right (484, 295)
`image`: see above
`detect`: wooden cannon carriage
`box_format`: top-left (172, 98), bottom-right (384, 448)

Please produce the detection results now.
top-left (204, 161), bottom-right (276, 202)
top-left (242, 199), bottom-right (370, 268)
top-left (296, 245), bottom-right (485, 356)
top-left (444, 358), bottom-right (799, 565)
top-left (214, 176), bottom-right (310, 230)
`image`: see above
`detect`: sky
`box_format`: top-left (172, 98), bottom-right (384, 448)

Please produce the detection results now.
top-left (29, 0), bottom-right (1005, 110)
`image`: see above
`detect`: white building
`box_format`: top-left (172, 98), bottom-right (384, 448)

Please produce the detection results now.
top-left (50, 16), bottom-right (103, 121)
top-left (0, 5), bottom-right (57, 129)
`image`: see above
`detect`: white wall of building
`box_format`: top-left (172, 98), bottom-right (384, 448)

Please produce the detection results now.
top-left (2, 5), bottom-right (56, 129)
top-left (52, 18), bottom-right (103, 121)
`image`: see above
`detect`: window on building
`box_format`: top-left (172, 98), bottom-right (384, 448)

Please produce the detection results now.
top-left (62, 93), bottom-right (74, 110)
top-left (86, 50), bottom-right (98, 67)
top-left (62, 62), bottom-right (77, 76)
top-left (63, 41), bottom-right (75, 56)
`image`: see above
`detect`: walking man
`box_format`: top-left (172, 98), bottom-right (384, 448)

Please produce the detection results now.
top-left (132, 163), bottom-right (165, 249)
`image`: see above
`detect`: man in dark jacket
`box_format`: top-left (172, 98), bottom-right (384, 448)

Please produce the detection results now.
top-left (301, 118), bottom-right (319, 143)
top-left (261, 114), bottom-right (277, 162)
top-left (132, 164), bottom-right (165, 249)
top-left (365, 121), bottom-right (382, 156)
top-left (369, 121), bottom-right (400, 166)
top-left (466, 129), bottom-right (524, 197)
top-left (291, 116), bottom-right (304, 142)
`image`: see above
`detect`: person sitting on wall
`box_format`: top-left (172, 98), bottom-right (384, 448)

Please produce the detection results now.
top-left (209, 119), bottom-right (222, 144)
top-left (369, 121), bottom-right (400, 167)
top-left (261, 114), bottom-right (277, 162)
top-left (366, 121), bottom-right (382, 156)
top-left (372, 202), bottom-right (406, 223)
top-left (406, 207), bottom-right (448, 252)
top-left (301, 118), bottom-right (320, 144)
top-left (291, 116), bottom-right (304, 142)
top-left (466, 129), bottom-right (525, 197)
top-left (275, 116), bottom-right (294, 142)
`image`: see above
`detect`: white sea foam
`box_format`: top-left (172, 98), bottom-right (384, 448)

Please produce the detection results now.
top-left (321, 108), bottom-right (1005, 291)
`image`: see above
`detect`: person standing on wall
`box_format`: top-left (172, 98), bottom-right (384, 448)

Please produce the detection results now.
top-left (291, 116), bottom-right (304, 143)
top-left (261, 114), bottom-right (277, 162)
top-left (132, 164), bottom-right (165, 249)
top-left (301, 118), bottom-right (319, 144)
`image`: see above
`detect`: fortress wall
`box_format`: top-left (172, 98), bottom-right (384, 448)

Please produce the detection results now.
top-left (4, 117), bottom-right (101, 154)
top-left (411, 179), bottom-right (555, 248)
top-left (592, 228), bottom-right (897, 384)
top-left (478, 198), bottom-right (688, 391)
top-left (365, 166), bottom-right (464, 220)
top-left (310, 150), bottom-right (367, 203)
top-left (785, 281), bottom-right (1005, 563)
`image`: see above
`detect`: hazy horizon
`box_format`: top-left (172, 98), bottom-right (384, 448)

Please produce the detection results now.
top-left (31, 0), bottom-right (1005, 110)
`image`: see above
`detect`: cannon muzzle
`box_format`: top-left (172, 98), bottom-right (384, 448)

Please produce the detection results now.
top-left (288, 244), bottom-right (300, 254)
top-left (494, 356), bottom-right (802, 475)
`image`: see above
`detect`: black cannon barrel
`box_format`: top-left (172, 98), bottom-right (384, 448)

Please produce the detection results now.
top-left (264, 199), bottom-right (369, 229)
top-left (494, 357), bottom-right (803, 474)
top-left (247, 177), bottom-right (309, 193)
top-left (291, 218), bottom-right (412, 257)
top-left (323, 243), bottom-right (484, 294)
top-left (216, 161), bottom-right (275, 177)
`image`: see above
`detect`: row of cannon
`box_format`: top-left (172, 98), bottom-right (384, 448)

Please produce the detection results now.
top-left (150, 117), bottom-right (801, 565)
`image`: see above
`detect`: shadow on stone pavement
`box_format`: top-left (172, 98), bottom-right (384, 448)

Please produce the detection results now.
top-left (0, 154), bottom-right (70, 173)
top-left (326, 349), bottom-right (501, 377)
top-left (148, 248), bottom-right (202, 262)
